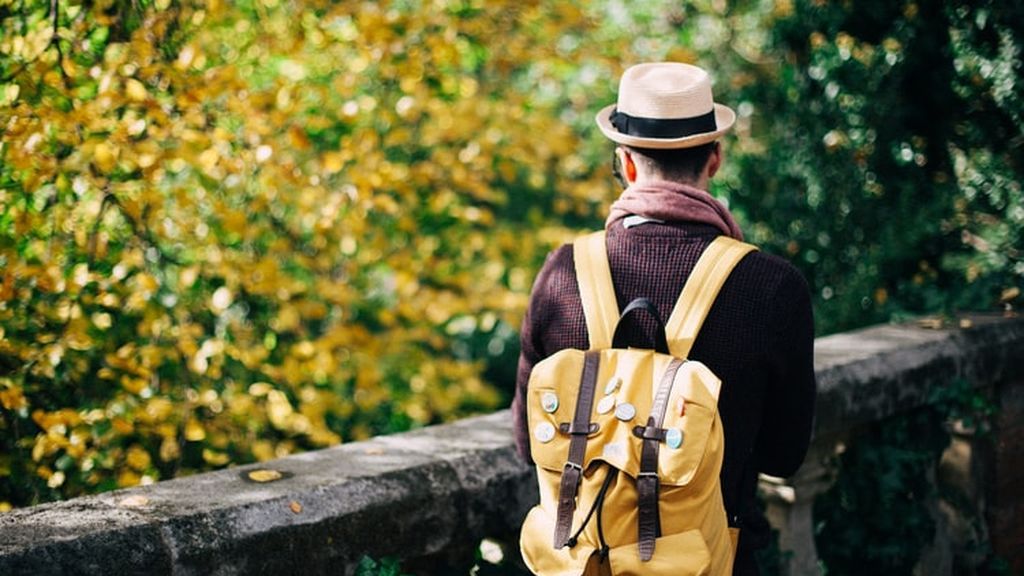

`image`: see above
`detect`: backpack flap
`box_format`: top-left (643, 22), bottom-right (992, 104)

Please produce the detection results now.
top-left (526, 348), bottom-right (722, 488)
top-left (650, 358), bottom-right (723, 487)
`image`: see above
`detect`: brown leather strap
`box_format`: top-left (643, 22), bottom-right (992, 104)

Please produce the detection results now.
top-left (632, 425), bottom-right (667, 441)
top-left (553, 351), bottom-right (601, 548)
top-left (637, 358), bottom-right (685, 561)
top-left (559, 422), bottom-right (600, 435)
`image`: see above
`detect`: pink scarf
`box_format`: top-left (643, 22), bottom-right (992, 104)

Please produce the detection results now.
top-left (605, 180), bottom-right (744, 240)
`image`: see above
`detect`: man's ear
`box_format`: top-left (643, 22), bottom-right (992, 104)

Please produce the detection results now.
top-left (617, 147), bottom-right (637, 183)
top-left (706, 142), bottom-right (722, 178)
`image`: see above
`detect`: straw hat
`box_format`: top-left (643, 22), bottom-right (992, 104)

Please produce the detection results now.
top-left (595, 62), bottom-right (735, 149)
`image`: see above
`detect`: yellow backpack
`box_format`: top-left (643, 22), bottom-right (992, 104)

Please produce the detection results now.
top-left (520, 231), bottom-right (756, 576)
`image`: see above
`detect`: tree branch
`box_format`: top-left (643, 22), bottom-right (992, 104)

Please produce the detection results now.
top-left (87, 192), bottom-right (114, 264)
top-left (104, 189), bottom-right (183, 266)
top-left (50, 0), bottom-right (70, 86)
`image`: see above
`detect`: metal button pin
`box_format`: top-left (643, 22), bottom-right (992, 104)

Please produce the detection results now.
top-left (540, 392), bottom-right (559, 413)
top-left (604, 376), bottom-right (622, 395)
top-left (596, 395), bottom-right (616, 415)
top-left (534, 422), bottom-right (556, 443)
top-left (614, 402), bottom-right (636, 422)
top-left (665, 428), bottom-right (684, 449)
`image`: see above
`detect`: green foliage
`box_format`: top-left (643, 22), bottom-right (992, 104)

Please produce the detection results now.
top-left (813, 378), bottom-right (1003, 574)
top-left (814, 407), bottom-right (950, 574)
top-left (930, 377), bottom-right (998, 435)
top-left (728, 0), bottom-right (1024, 334)
top-left (354, 547), bottom-right (533, 576)
top-left (753, 521), bottom-right (790, 576)
top-left (472, 562), bottom-right (532, 576)
top-left (356, 556), bottom-right (409, 576)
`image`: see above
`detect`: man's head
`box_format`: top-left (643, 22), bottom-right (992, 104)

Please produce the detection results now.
top-left (614, 142), bottom-right (721, 188)
top-left (597, 62), bottom-right (734, 188)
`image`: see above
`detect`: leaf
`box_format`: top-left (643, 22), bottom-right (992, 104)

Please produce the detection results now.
top-left (125, 78), bottom-right (148, 102)
top-left (92, 142), bottom-right (119, 174)
top-left (247, 469), bottom-right (283, 483)
top-left (118, 495), bottom-right (150, 508)
top-left (184, 420), bottom-right (206, 442)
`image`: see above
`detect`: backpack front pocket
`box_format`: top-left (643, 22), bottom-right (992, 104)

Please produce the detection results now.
top-left (606, 528), bottom-right (712, 576)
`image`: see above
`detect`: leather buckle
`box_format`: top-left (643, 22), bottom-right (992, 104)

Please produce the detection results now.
top-left (632, 425), bottom-right (666, 441)
top-left (560, 422), bottom-right (600, 436)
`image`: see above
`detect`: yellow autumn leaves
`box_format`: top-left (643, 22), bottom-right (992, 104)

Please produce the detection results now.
top-left (0, 0), bottom-right (631, 508)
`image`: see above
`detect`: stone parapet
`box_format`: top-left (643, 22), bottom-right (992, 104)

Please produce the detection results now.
top-left (0, 411), bottom-right (536, 575)
top-left (2, 314), bottom-right (1022, 575)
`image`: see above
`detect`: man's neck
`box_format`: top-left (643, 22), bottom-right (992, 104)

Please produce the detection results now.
top-left (632, 174), bottom-right (709, 192)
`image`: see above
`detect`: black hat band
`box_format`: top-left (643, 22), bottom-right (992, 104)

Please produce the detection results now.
top-left (610, 108), bottom-right (717, 139)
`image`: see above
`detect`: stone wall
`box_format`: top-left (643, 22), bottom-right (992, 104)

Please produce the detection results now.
top-left (990, 375), bottom-right (1024, 574)
top-left (2, 314), bottom-right (1022, 575)
top-left (0, 411), bottom-right (535, 575)
top-left (762, 314), bottom-right (1024, 575)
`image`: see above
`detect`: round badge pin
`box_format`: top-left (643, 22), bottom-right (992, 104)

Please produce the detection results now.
top-left (604, 376), bottom-right (622, 395)
top-left (596, 395), bottom-right (616, 415)
top-left (665, 428), bottom-right (684, 449)
top-left (534, 422), bottom-right (556, 443)
top-left (540, 392), bottom-right (559, 413)
top-left (614, 402), bottom-right (636, 422)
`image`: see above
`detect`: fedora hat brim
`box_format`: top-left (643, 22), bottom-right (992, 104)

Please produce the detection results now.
top-left (595, 102), bottom-right (736, 149)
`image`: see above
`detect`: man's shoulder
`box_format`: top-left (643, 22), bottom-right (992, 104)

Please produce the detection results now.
top-left (537, 242), bottom-right (576, 277)
top-left (732, 246), bottom-right (812, 304)
top-left (740, 246), bottom-right (806, 278)
top-left (527, 243), bottom-right (579, 302)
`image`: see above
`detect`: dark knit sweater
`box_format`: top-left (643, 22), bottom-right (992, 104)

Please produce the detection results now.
top-left (512, 220), bottom-right (816, 575)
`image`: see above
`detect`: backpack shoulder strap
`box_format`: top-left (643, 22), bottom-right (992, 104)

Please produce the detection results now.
top-left (573, 231), bottom-right (619, 350)
top-left (665, 236), bottom-right (757, 361)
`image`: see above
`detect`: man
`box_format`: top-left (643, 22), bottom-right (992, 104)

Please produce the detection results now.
top-left (512, 62), bottom-right (816, 574)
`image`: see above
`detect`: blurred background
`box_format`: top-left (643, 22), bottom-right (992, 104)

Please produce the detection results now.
top-left (0, 0), bottom-right (1020, 565)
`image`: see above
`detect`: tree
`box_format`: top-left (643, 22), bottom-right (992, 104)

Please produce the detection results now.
top-left (0, 0), bottom-right (624, 507)
top-left (725, 0), bottom-right (1023, 332)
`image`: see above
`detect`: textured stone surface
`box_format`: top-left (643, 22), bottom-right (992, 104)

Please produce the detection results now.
top-left (0, 411), bottom-right (537, 575)
top-left (813, 314), bottom-right (1024, 437)
top-left (990, 376), bottom-right (1024, 574)
top-left (1, 315), bottom-right (1022, 575)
